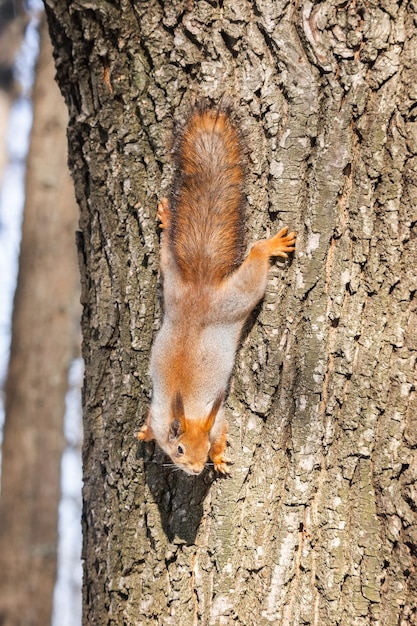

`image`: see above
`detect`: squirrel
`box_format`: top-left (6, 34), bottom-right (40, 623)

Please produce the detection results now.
top-left (137, 101), bottom-right (296, 476)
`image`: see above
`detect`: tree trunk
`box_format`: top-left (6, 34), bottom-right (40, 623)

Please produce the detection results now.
top-left (45, 1), bottom-right (417, 624)
top-left (0, 0), bottom-right (28, 183)
top-left (0, 16), bottom-right (80, 626)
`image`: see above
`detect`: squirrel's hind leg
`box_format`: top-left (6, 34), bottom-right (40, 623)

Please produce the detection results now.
top-left (157, 198), bottom-right (184, 300)
top-left (256, 226), bottom-right (296, 259)
top-left (212, 226), bottom-right (296, 324)
top-left (157, 197), bottom-right (170, 230)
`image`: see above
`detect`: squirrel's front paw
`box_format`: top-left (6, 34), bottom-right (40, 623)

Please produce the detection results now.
top-left (136, 424), bottom-right (154, 443)
top-left (212, 456), bottom-right (232, 475)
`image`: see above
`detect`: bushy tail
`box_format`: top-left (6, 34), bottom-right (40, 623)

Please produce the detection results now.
top-left (170, 101), bottom-right (246, 285)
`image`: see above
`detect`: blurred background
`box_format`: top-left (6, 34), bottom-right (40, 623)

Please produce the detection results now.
top-left (0, 1), bottom-right (82, 624)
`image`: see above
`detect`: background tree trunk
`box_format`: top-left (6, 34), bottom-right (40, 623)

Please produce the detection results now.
top-left (0, 15), bottom-right (80, 626)
top-left (45, 1), bottom-right (416, 624)
top-left (0, 0), bottom-right (28, 183)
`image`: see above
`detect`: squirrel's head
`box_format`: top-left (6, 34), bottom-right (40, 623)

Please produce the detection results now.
top-left (165, 392), bottom-right (223, 475)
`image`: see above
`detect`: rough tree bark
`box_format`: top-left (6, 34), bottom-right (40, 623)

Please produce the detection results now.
top-left (0, 16), bottom-right (80, 626)
top-left (45, 1), bottom-right (416, 625)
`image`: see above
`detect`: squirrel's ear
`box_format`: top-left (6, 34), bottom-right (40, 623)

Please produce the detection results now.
top-left (204, 393), bottom-right (224, 432)
top-left (168, 418), bottom-right (182, 441)
top-left (169, 393), bottom-right (186, 440)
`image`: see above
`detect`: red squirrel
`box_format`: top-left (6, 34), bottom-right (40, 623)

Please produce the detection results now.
top-left (137, 101), bottom-right (296, 475)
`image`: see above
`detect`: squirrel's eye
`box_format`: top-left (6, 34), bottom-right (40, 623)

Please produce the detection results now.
top-left (177, 445), bottom-right (184, 455)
